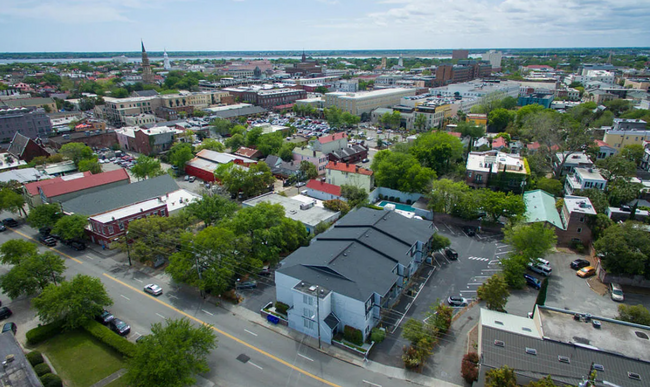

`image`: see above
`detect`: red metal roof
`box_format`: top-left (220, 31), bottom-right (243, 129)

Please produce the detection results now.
top-left (448, 131), bottom-right (462, 138)
top-left (594, 140), bottom-right (612, 148)
top-left (527, 142), bottom-right (540, 150)
top-left (39, 169), bottom-right (130, 198)
top-left (306, 179), bottom-right (341, 197)
top-left (492, 137), bottom-right (507, 148)
top-left (325, 161), bottom-right (373, 176)
top-left (234, 146), bottom-right (261, 158)
top-left (319, 132), bottom-right (347, 144)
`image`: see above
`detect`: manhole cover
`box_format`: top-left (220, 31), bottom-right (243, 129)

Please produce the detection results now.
top-left (237, 354), bottom-right (250, 363)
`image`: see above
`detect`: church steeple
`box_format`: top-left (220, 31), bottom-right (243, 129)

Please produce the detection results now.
top-left (140, 40), bottom-right (154, 85)
top-left (141, 40), bottom-right (146, 53)
top-left (301, 50), bottom-right (306, 62)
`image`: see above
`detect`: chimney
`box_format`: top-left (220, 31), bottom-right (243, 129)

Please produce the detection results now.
top-left (313, 150), bottom-right (316, 157)
top-left (355, 166), bottom-right (359, 172)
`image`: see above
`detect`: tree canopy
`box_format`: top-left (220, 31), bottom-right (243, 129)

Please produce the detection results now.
top-left (371, 150), bottom-right (436, 193)
top-left (594, 221), bottom-right (650, 276)
top-left (215, 162), bottom-right (274, 199)
top-left (168, 142), bottom-right (195, 170)
top-left (184, 194), bottom-right (237, 227)
top-left (504, 222), bottom-right (557, 261)
top-left (131, 156), bottom-right (165, 179)
top-left (340, 185), bottom-right (368, 208)
top-left (52, 214), bottom-right (89, 241)
top-left (26, 204), bottom-right (63, 229)
top-left (60, 142), bottom-right (93, 166)
top-left (409, 132), bottom-right (464, 176)
top-left (477, 274), bottom-right (510, 312)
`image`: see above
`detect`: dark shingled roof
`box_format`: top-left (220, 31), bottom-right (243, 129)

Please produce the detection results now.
top-left (61, 174), bottom-right (179, 216)
top-left (277, 208), bottom-right (435, 301)
top-left (7, 132), bottom-right (29, 158)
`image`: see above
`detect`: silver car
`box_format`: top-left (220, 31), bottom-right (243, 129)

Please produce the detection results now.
top-left (144, 284), bottom-right (163, 296)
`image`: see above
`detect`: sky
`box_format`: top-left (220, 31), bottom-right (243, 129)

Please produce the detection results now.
top-left (0, 0), bottom-right (649, 52)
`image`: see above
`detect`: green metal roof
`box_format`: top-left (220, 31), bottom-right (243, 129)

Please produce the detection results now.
top-left (523, 189), bottom-right (564, 229)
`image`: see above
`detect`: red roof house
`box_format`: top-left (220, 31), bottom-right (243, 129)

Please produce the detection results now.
top-left (325, 161), bottom-right (373, 176)
top-left (492, 137), bottom-right (507, 150)
top-left (318, 132), bottom-right (347, 144)
top-left (306, 179), bottom-right (342, 198)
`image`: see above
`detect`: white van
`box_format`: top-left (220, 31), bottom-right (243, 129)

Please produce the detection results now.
top-left (610, 283), bottom-right (624, 302)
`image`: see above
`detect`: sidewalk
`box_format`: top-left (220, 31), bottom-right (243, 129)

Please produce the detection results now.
top-left (216, 299), bottom-right (463, 387)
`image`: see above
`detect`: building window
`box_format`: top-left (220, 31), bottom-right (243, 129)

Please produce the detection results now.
top-left (579, 217), bottom-right (584, 223)
top-left (303, 294), bottom-right (314, 306)
top-left (577, 228), bottom-right (582, 233)
top-left (108, 226), bottom-right (114, 234)
top-left (118, 222), bottom-right (124, 230)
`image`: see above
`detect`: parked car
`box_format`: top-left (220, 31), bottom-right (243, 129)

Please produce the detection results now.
top-left (444, 247), bottom-right (458, 260)
top-left (447, 296), bottom-right (468, 307)
top-left (66, 240), bottom-right (86, 251)
top-left (109, 318), bottom-right (131, 336)
top-left (0, 307), bottom-right (12, 320)
top-left (38, 234), bottom-right (57, 247)
top-left (536, 258), bottom-right (551, 267)
top-left (570, 259), bottom-right (590, 270)
top-left (610, 283), bottom-right (624, 302)
top-left (528, 263), bottom-right (552, 276)
top-left (524, 274), bottom-right (542, 290)
top-left (144, 284), bottom-right (163, 296)
top-left (236, 280), bottom-right (257, 289)
top-left (362, 158), bottom-right (370, 163)
top-left (189, 176), bottom-right (196, 183)
top-left (577, 266), bottom-right (596, 278)
top-left (295, 182), bottom-right (306, 188)
top-left (0, 224), bottom-right (6, 232)
top-left (96, 309), bottom-right (115, 324)
top-left (462, 225), bottom-right (476, 236)
top-left (2, 322), bottom-right (16, 335)
top-left (2, 218), bottom-right (18, 227)
top-left (184, 175), bottom-right (190, 181)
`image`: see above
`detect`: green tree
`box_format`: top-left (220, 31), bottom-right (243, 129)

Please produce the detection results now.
top-left (52, 215), bottom-right (88, 241)
top-left (224, 133), bottom-right (245, 150)
top-left (414, 114), bottom-right (427, 131)
top-left (78, 158), bottom-right (101, 174)
top-left (478, 190), bottom-right (525, 222)
top-left (0, 240), bottom-right (38, 265)
top-left (617, 304), bottom-right (650, 326)
top-left (340, 185), bottom-right (369, 208)
top-left (477, 274), bottom-right (510, 312)
top-left (0, 188), bottom-right (27, 217)
top-left (500, 255), bottom-right (528, 289)
top-left (26, 204), bottom-right (63, 229)
top-left (594, 221), bottom-right (650, 276)
top-left (230, 124), bottom-right (246, 136)
top-left (486, 365), bottom-right (517, 387)
top-left (535, 277), bottom-right (549, 306)
top-left (535, 178), bottom-right (563, 197)
top-left (118, 215), bottom-right (191, 264)
top-left (324, 106), bottom-right (343, 128)
top-left (428, 179), bottom-right (472, 214)
top-left (32, 274), bottom-right (112, 329)
top-left (371, 150), bottom-right (436, 193)
top-left (314, 86), bottom-right (329, 94)
top-left (501, 96), bottom-right (517, 110)
top-left (0, 252), bottom-right (65, 299)
top-left (278, 142), bottom-right (296, 162)
top-left (430, 234), bottom-right (451, 251)
top-left (621, 144), bottom-right (644, 166)
top-left (209, 118), bottom-right (234, 135)
top-left (168, 143), bottom-right (195, 170)
top-left (323, 199), bottom-right (350, 216)
top-left (215, 162), bottom-right (274, 199)
top-left (574, 188), bottom-right (609, 213)
top-left (184, 194), bottom-right (237, 227)
top-left (257, 132), bottom-right (284, 157)
top-left (596, 154), bottom-right (636, 183)
top-left (409, 131), bottom-right (463, 176)
top-left (457, 121), bottom-right (485, 154)
top-left (125, 318), bottom-right (217, 387)
top-left (225, 202), bottom-right (309, 264)
top-left (60, 142), bottom-right (93, 166)
top-left (245, 126), bottom-right (264, 147)
top-left (299, 161), bottom-right (318, 180)
top-left (195, 138), bottom-right (225, 153)
top-left (603, 99), bottom-right (632, 116)
top-left (607, 178), bottom-right (643, 207)
top-left (131, 156), bottom-right (165, 179)
top-left (504, 222), bottom-right (557, 260)
top-left (488, 108), bottom-right (515, 132)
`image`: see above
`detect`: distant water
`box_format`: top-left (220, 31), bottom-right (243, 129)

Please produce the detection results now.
top-left (0, 54), bottom-right (483, 64)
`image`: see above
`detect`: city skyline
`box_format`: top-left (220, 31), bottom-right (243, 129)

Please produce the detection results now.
top-left (1, 0), bottom-right (649, 52)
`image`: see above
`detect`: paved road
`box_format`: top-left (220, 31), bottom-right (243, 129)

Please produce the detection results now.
top-left (0, 219), bottom-right (439, 387)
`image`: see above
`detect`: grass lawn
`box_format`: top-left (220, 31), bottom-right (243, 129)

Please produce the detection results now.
top-left (37, 330), bottom-right (125, 387)
top-left (104, 376), bottom-right (130, 387)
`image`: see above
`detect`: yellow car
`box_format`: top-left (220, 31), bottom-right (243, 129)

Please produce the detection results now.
top-left (577, 266), bottom-right (596, 278)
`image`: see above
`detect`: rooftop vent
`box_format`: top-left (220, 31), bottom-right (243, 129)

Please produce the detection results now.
top-left (525, 348), bottom-right (537, 356)
top-left (593, 364), bottom-right (605, 372)
top-left (494, 340), bottom-right (505, 347)
top-left (308, 285), bottom-right (317, 292)
top-left (628, 372), bottom-right (642, 381)
top-left (558, 356), bottom-right (570, 364)
top-left (522, 327), bottom-right (532, 332)
top-left (635, 331), bottom-right (649, 340)
top-left (494, 320), bottom-right (504, 325)
top-left (592, 320), bottom-right (602, 329)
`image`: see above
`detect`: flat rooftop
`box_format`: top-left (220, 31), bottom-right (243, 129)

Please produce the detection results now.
top-left (539, 307), bottom-right (650, 362)
top-left (242, 192), bottom-right (338, 228)
top-left (563, 196), bottom-right (597, 215)
top-left (574, 167), bottom-right (606, 181)
top-left (90, 189), bottom-right (199, 223)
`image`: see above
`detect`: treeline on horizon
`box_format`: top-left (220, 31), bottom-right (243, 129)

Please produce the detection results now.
top-left (1, 47), bottom-right (648, 60)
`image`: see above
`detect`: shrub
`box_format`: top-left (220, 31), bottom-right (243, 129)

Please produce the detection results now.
top-left (40, 374), bottom-right (63, 387)
top-left (402, 345), bottom-right (422, 370)
top-left (33, 363), bottom-right (52, 377)
top-left (343, 325), bottom-right (363, 346)
top-left (389, 196), bottom-right (395, 202)
top-left (432, 303), bottom-right (453, 334)
top-left (26, 320), bottom-right (65, 346)
top-left (378, 194), bottom-right (384, 200)
top-left (364, 204), bottom-right (384, 210)
top-left (275, 301), bottom-right (289, 316)
top-left (406, 199), bottom-right (412, 205)
top-left (370, 327), bottom-right (386, 343)
top-left (82, 320), bottom-right (136, 357)
top-left (26, 351), bottom-right (44, 366)
top-left (461, 352), bottom-right (479, 383)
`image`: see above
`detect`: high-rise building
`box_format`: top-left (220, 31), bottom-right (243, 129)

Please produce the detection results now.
top-left (141, 41), bottom-right (155, 85)
top-left (452, 49), bottom-right (469, 60)
top-left (398, 54), bottom-right (404, 67)
top-left (163, 49), bottom-right (171, 70)
top-left (0, 107), bottom-right (52, 142)
top-left (434, 61), bottom-right (492, 86)
top-left (481, 50), bottom-right (502, 69)
top-left (381, 57), bottom-right (387, 69)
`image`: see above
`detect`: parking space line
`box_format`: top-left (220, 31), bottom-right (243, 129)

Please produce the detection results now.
top-left (249, 361), bottom-right (263, 370)
top-left (120, 295), bottom-right (130, 300)
top-left (298, 353), bottom-right (314, 362)
top-left (134, 278), bottom-right (143, 283)
top-left (363, 380), bottom-right (382, 387)
top-left (202, 309), bottom-right (214, 316)
top-left (155, 313), bottom-right (165, 319)
top-left (245, 329), bottom-right (258, 337)
top-left (460, 290), bottom-right (477, 293)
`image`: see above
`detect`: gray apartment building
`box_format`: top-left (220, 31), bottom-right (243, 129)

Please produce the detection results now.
top-left (0, 107), bottom-right (52, 142)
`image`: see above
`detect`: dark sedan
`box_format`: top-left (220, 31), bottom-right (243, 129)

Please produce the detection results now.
top-left (109, 318), bottom-right (131, 336)
top-left (570, 259), bottom-right (591, 270)
top-left (2, 218), bottom-right (18, 228)
top-left (462, 225), bottom-right (476, 236)
top-left (96, 310), bottom-right (115, 324)
top-left (38, 234), bottom-right (57, 247)
top-left (444, 248), bottom-right (458, 260)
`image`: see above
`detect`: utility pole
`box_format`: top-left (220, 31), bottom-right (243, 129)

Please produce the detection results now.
top-left (193, 241), bottom-right (204, 298)
top-left (316, 287), bottom-right (322, 349)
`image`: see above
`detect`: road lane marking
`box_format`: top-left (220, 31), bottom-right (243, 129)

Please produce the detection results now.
top-left (245, 329), bottom-right (258, 337)
top-left (363, 380), bottom-right (382, 387)
top-left (156, 313), bottom-right (165, 319)
top-left (298, 353), bottom-right (314, 362)
top-left (168, 294), bottom-right (179, 299)
top-left (202, 309), bottom-right (214, 316)
top-left (11, 229), bottom-right (84, 264)
top-left (460, 290), bottom-right (477, 293)
top-left (85, 255), bottom-right (95, 260)
top-left (134, 279), bottom-right (143, 283)
top-left (249, 361), bottom-right (263, 370)
top-left (120, 295), bottom-right (130, 300)
top-left (103, 273), bottom-right (341, 387)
